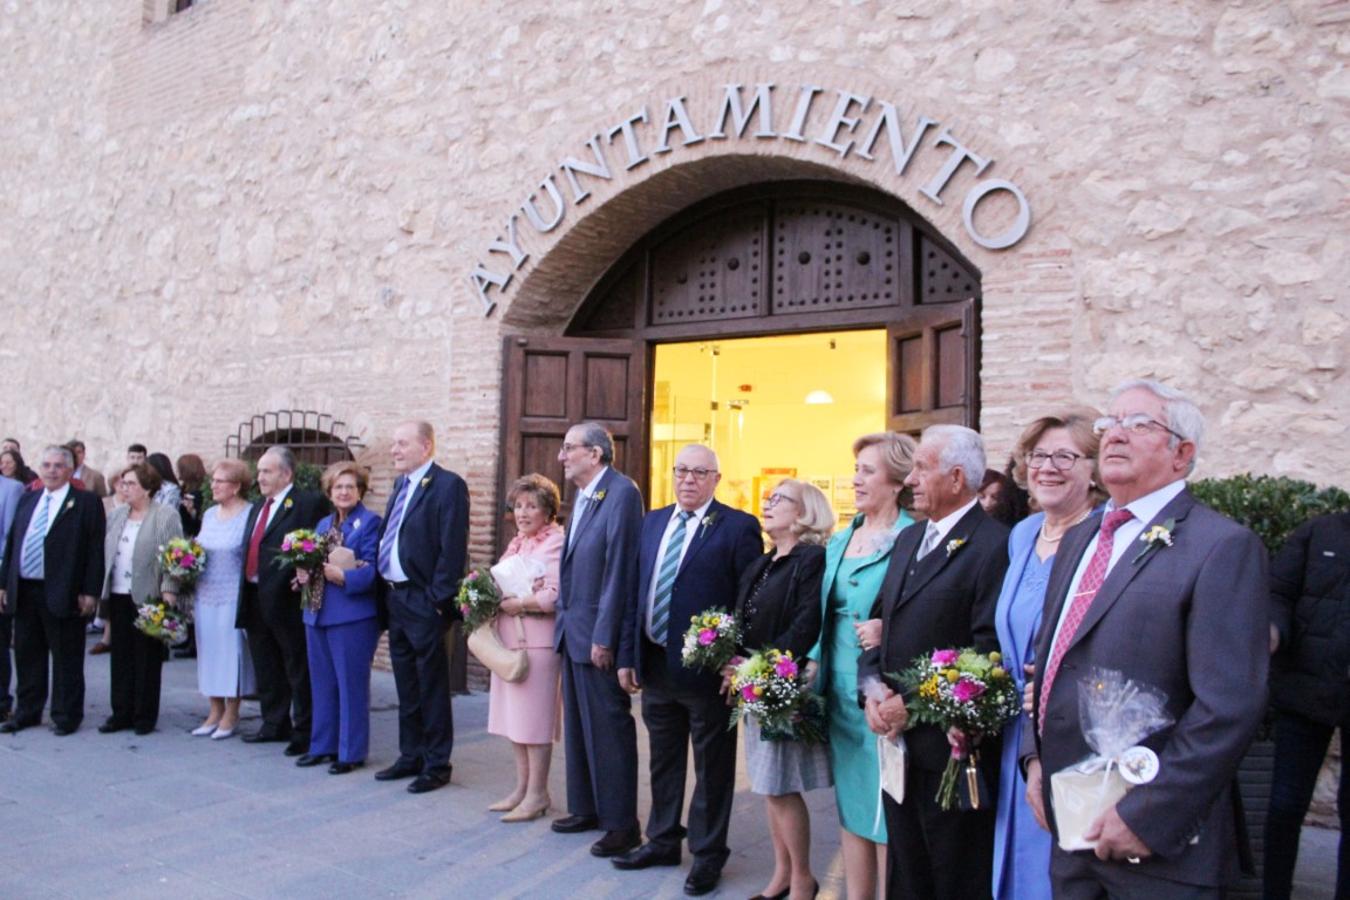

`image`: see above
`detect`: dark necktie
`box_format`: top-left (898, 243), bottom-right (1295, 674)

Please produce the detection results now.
top-left (245, 497), bottom-right (275, 582)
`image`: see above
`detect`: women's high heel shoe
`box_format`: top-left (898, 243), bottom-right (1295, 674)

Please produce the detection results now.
top-left (211, 726), bottom-right (236, 740)
top-left (500, 799), bottom-right (550, 823)
top-left (747, 887), bottom-right (789, 900)
top-left (489, 796), bottom-right (525, 812)
top-left (191, 723), bottom-right (220, 736)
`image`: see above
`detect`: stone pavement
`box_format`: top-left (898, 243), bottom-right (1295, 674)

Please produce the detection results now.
top-left (0, 640), bottom-right (1339, 899)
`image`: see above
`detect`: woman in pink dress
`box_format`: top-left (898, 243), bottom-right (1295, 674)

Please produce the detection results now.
top-left (487, 473), bottom-right (565, 823)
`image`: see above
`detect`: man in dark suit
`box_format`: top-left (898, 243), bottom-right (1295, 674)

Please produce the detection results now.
top-left (374, 420), bottom-right (469, 794)
top-left (612, 444), bottom-right (761, 895)
top-left (0, 472), bottom-right (23, 721)
top-left (859, 424), bottom-right (1009, 900)
top-left (1022, 380), bottom-right (1268, 899)
top-left (550, 422), bottom-right (645, 858)
top-left (235, 445), bottom-right (330, 755)
top-left (0, 445), bottom-right (106, 735)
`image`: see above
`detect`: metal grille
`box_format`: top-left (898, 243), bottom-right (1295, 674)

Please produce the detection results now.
top-left (225, 410), bottom-right (364, 466)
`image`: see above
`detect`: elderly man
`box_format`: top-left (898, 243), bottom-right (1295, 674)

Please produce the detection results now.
top-left (374, 421), bottom-right (469, 794)
top-left (0, 472), bottom-right (26, 721)
top-left (0, 446), bottom-right (106, 735)
top-left (1023, 379), bottom-right (1268, 899)
top-left (550, 422), bottom-right (645, 857)
top-left (66, 440), bottom-right (107, 498)
top-left (613, 444), bottom-right (761, 895)
top-left (235, 446), bottom-right (329, 755)
top-left (859, 424), bottom-right (1009, 900)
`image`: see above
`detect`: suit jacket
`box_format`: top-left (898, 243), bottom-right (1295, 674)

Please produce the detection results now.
top-left (555, 467), bottom-right (643, 664)
top-left (101, 503), bottom-right (183, 602)
top-left (858, 503), bottom-right (1009, 772)
top-left (234, 488), bottom-right (331, 628)
top-left (0, 477), bottom-right (22, 574)
top-left (0, 486), bottom-right (106, 617)
top-left (374, 462), bottom-right (470, 618)
top-left (1021, 487), bottom-right (1268, 887)
top-left (623, 499), bottom-right (762, 690)
top-left (77, 465), bottom-right (108, 499)
top-left (304, 503), bottom-right (381, 628)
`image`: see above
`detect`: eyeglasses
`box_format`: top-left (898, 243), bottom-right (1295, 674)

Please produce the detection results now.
top-left (1093, 414), bottom-right (1184, 441)
top-left (1026, 450), bottom-right (1088, 471)
top-left (560, 443), bottom-right (593, 454)
top-left (673, 466), bottom-right (717, 481)
top-left (764, 492), bottom-right (799, 508)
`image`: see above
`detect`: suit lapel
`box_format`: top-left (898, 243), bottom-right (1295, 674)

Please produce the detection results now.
top-left (677, 499), bottom-right (722, 573)
top-left (46, 490), bottom-right (74, 530)
top-left (563, 468), bottom-right (612, 562)
top-left (262, 495), bottom-right (294, 541)
top-left (897, 505), bottom-right (987, 605)
top-left (877, 522), bottom-right (925, 618)
top-left (1067, 490), bottom-right (1196, 654)
top-left (404, 464), bottom-right (440, 520)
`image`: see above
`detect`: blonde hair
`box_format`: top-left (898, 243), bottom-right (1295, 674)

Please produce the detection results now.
top-left (775, 478), bottom-right (834, 546)
top-left (1012, 406), bottom-right (1107, 505)
top-left (851, 431), bottom-right (917, 511)
top-left (212, 458), bottom-right (252, 499)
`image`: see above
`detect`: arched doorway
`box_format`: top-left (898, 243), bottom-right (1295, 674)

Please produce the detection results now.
top-left (498, 180), bottom-right (980, 549)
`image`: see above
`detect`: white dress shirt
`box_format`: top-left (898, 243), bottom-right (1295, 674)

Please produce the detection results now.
top-left (644, 499), bottom-right (713, 641)
top-left (380, 458), bottom-right (433, 583)
top-left (917, 497), bottom-right (979, 559)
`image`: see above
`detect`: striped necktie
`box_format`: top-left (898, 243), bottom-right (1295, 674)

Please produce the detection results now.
top-left (649, 510), bottom-right (693, 644)
top-left (20, 493), bottom-right (51, 580)
top-left (379, 479), bottom-right (409, 578)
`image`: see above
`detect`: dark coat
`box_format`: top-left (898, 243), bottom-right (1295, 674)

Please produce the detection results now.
top-left (735, 542), bottom-right (826, 660)
top-left (1270, 511), bottom-right (1350, 725)
top-left (1, 486), bottom-right (106, 617)
top-left (234, 488), bottom-right (331, 629)
top-left (374, 463), bottom-right (470, 617)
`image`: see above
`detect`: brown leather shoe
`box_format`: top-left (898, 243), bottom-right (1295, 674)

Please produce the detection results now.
top-left (89, 641), bottom-right (110, 655)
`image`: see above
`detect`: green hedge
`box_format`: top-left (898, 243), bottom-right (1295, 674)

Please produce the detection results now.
top-left (1189, 473), bottom-right (1350, 555)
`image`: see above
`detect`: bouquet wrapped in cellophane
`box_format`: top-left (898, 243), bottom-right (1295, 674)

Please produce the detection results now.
top-left (456, 569), bottom-right (502, 631)
top-left (729, 649), bottom-right (827, 743)
top-left (681, 608), bottom-right (741, 672)
top-left (1050, 668), bottom-right (1173, 851)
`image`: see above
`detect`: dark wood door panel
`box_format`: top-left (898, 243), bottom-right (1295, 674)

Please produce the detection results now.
top-left (886, 301), bottom-right (978, 434)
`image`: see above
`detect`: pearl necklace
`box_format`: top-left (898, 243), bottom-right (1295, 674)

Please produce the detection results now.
top-left (1038, 508), bottom-right (1092, 544)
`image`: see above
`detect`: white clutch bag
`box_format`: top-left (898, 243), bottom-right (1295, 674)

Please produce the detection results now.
top-left (878, 734), bottom-right (907, 805)
top-left (490, 554), bottom-right (545, 599)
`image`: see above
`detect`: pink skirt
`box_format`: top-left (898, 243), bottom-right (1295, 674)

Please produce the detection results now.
top-left (487, 647), bottom-right (562, 745)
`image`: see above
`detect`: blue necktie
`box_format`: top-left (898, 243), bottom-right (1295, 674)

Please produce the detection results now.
top-left (379, 480), bottom-right (409, 578)
top-left (20, 494), bottom-right (50, 580)
top-left (567, 493), bottom-right (590, 551)
top-left (649, 510), bottom-right (693, 644)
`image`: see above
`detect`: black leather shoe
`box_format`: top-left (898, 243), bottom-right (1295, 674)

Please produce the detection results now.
top-left (133, 725), bottom-right (154, 736)
top-left (550, 814), bottom-right (600, 834)
top-left (295, 753), bottom-right (337, 768)
top-left (374, 760), bottom-right (423, 781)
top-left (590, 827), bottom-right (641, 858)
top-left (283, 740), bottom-right (309, 757)
top-left (328, 761), bottom-right (363, 775)
top-left (748, 888), bottom-right (791, 900)
top-left (98, 719), bottom-right (131, 734)
top-left (0, 718), bottom-right (37, 734)
top-left (683, 860), bottom-right (723, 896)
top-left (241, 729), bottom-right (289, 744)
top-left (612, 842), bottom-right (680, 870)
top-left (51, 724), bottom-right (78, 737)
top-left (407, 768), bottom-right (451, 794)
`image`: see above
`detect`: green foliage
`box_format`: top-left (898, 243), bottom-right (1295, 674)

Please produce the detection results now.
top-left (200, 460), bottom-right (326, 507)
top-left (1189, 473), bottom-right (1350, 555)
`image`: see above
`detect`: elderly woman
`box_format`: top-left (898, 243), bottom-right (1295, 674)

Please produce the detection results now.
top-left (487, 473), bottom-right (565, 822)
top-left (294, 461), bottom-right (382, 774)
top-left (191, 459), bottom-right (256, 739)
top-left (809, 431), bottom-right (916, 900)
top-left (991, 408), bottom-right (1103, 900)
top-left (732, 478), bottom-right (833, 900)
top-left (98, 463), bottom-right (184, 735)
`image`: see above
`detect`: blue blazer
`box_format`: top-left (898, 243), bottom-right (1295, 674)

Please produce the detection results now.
top-left (0, 477), bottom-right (22, 573)
top-left (555, 467), bottom-right (644, 664)
top-left (624, 499), bottom-right (762, 690)
top-left (375, 463), bottom-right (470, 617)
top-left (304, 503), bottom-right (381, 628)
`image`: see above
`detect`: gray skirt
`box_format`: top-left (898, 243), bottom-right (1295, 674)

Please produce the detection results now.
top-left (743, 715), bottom-right (834, 796)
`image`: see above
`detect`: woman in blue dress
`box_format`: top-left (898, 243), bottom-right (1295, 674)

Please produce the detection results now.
top-left (992, 409), bottom-right (1103, 900)
top-left (810, 432), bottom-right (916, 900)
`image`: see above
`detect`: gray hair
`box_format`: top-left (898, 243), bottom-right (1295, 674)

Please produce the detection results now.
top-left (1109, 379), bottom-right (1205, 452)
top-left (42, 445), bottom-right (75, 468)
top-left (923, 425), bottom-right (986, 492)
top-left (574, 422), bottom-right (614, 464)
top-left (261, 445), bottom-right (297, 475)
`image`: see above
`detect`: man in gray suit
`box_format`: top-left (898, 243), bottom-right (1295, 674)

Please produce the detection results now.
top-left (0, 474), bottom-right (23, 721)
top-left (1023, 379), bottom-right (1268, 898)
top-left (550, 422), bottom-right (644, 859)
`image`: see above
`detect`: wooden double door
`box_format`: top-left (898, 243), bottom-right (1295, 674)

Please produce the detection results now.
top-left (497, 181), bottom-right (981, 551)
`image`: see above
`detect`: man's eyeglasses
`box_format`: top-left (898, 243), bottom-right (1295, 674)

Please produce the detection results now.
top-left (560, 443), bottom-right (593, 454)
top-left (1093, 414), bottom-right (1184, 441)
top-left (673, 466), bottom-right (716, 481)
top-left (1025, 450), bottom-right (1088, 471)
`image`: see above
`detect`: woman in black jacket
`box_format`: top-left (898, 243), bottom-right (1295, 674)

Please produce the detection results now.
top-left (731, 478), bottom-right (833, 900)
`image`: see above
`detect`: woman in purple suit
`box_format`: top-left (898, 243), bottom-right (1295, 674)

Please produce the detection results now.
top-left (294, 461), bottom-right (382, 774)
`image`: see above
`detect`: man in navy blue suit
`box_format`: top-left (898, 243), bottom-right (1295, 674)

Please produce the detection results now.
top-left (550, 422), bottom-right (645, 858)
top-left (374, 420), bottom-right (469, 794)
top-left (613, 444), bottom-right (761, 896)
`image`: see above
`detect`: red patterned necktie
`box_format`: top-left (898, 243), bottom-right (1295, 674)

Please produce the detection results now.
top-left (1038, 508), bottom-right (1135, 734)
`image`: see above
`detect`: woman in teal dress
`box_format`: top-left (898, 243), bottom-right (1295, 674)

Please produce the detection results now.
top-left (810, 431), bottom-right (917, 900)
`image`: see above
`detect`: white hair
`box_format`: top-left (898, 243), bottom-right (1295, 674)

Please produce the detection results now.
top-left (678, 444), bottom-right (720, 471)
top-left (1109, 379), bottom-right (1205, 451)
top-left (923, 425), bottom-right (986, 493)
top-left (42, 445), bottom-right (75, 467)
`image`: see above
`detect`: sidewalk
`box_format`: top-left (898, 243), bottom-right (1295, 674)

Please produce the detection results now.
top-left (0, 639), bottom-right (1338, 898)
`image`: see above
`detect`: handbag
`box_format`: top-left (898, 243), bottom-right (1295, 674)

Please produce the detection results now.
top-left (467, 616), bottom-right (529, 683)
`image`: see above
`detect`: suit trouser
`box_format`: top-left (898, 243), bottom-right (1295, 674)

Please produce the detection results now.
top-left (640, 639), bottom-right (737, 863)
top-left (306, 617), bottom-right (380, 763)
top-left (107, 593), bottom-right (166, 729)
top-left (562, 654), bottom-right (638, 831)
top-left (387, 585), bottom-right (453, 770)
top-left (13, 579), bottom-right (85, 729)
top-left (242, 582), bottom-right (312, 738)
top-left (883, 764), bottom-right (996, 900)
top-left (0, 612), bottom-right (12, 715)
top-left (1264, 709), bottom-right (1350, 900)
top-left (1050, 847), bottom-right (1221, 900)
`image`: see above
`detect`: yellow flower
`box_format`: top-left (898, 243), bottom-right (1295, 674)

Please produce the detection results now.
top-left (991, 666), bottom-right (1006, 679)
top-left (945, 670), bottom-right (959, 683)
top-left (988, 651), bottom-right (1001, 664)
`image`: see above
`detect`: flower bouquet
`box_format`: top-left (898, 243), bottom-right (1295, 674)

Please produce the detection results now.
top-left (680, 608), bottom-right (741, 672)
top-left (897, 647), bottom-right (1021, 810)
top-left (456, 569), bottom-right (502, 631)
top-left (134, 596), bottom-right (190, 646)
top-left (274, 528), bottom-right (333, 611)
top-left (729, 648), bottom-right (827, 743)
top-left (160, 537), bottom-right (206, 585)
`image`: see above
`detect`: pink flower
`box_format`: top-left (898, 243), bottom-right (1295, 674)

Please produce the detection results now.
top-left (301, 540), bottom-right (316, 552)
top-left (931, 649), bottom-right (959, 666)
top-left (774, 657), bottom-right (799, 678)
top-left (460, 604), bottom-right (470, 617)
top-left (181, 554), bottom-right (196, 567)
top-left (698, 629), bottom-right (717, 646)
top-left (740, 684), bottom-right (758, 702)
top-left (951, 678), bottom-right (985, 703)
top-left (281, 539), bottom-right (292, 551)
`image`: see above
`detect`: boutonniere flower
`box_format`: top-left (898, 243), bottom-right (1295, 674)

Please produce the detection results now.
top-left (1132, 518), bottom-right (1176, 564)
top-left (593, 489), bottom-right (607, 503)
top-left (700, 510), bottom-right (719, 536)
top-left (351, 518), bottom-right (361, 529)
top-left (420, 477), bottom-right (431, 488)
top-left (65, 499), bottom-right (75, 511)
top-left (283, 498), bottom-right (293, 510)
top-left (945, 537), bottom-right (967, 557)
